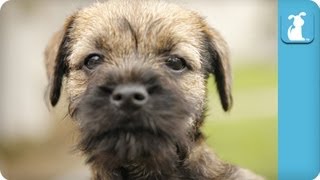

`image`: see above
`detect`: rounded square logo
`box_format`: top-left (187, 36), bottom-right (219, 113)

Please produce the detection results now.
top-left (281, 11), bottom-right (314, 44)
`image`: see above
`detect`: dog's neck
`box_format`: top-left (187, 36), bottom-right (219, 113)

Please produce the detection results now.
top-left (90, 153), bottom-right (188, 179)
top-left (91, 152), bottom-right (189, 179)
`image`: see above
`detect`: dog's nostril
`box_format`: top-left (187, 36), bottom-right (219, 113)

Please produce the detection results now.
top-left (112, 94), bottom-right (122, 101)
top-left (133, 93), bottom-right (145, 101)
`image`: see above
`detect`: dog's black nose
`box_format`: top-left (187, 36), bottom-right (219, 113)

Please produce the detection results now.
top-left (110, 84), bottom-right (149, 111)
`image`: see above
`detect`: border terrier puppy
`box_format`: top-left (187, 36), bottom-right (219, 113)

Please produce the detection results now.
top-left (45, 0), bottom-right (263, 179)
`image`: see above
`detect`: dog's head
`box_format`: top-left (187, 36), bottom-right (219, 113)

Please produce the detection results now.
top-left (45, 0), bottom-right (232, 171)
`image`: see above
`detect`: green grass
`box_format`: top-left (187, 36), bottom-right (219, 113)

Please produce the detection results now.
top-left (204, 63), bottom-right (277, 179)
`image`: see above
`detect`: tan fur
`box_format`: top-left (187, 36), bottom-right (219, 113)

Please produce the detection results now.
top-left (45, 0), bottom-right (262, 179)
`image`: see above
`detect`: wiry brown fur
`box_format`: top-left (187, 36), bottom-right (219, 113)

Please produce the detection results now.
top-left (45, 0), bottom-right (263, 179)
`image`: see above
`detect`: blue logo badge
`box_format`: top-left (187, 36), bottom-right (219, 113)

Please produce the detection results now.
top-left (281, 11), bottom-right (314, 44)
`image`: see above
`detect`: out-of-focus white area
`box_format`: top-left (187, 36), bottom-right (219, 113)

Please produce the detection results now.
top-left (0, 170), bottom-right (7, 180)
top-left (0, 0), bottom-right (276, 141)
top-left (0, 0), bottom-right (92, 141)
top-left (176, 0), bottom-right (277, 61)
top-left (0, 0), bottom-right (10, 10)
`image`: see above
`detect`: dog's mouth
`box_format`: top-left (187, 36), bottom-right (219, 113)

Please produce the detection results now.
top-left (81, 119), bottom-right (174, 147)
top-left (77, 109), bottom-right (190, 162)
top-left (93, 126), bottom-right (166, 142)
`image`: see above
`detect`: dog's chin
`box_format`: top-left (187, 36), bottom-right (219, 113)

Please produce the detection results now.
top-left (76, 110), bottom-right (190, 169)
top-left (80, 125), bottom-right (186, 171)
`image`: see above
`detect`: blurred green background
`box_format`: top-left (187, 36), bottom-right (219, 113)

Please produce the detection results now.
top-left (205, 64), bottom-right (277, 180)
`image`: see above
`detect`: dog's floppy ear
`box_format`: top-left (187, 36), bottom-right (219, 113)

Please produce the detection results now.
top-left (203, 28), bottom-right (233, 111)
top-left (288, 15), bottom-right (295, 20)
top-left (45, 15), bottom-right (75, 107)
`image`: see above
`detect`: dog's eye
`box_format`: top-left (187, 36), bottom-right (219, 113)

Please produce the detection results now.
top-left (165, 56), bottom-right (186, 72)
top-left (84, 54), bottom-right (103, 70)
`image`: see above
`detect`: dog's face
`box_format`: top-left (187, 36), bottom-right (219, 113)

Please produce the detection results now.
top-left (45, 0), bottom-right (232, 171)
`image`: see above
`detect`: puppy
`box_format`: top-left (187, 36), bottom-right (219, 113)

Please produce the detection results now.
top-left (45, 0), bottom-right (263, 179)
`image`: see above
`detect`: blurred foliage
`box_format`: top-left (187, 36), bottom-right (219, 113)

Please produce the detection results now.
top-left (204, 63), bottom-right (277, 180)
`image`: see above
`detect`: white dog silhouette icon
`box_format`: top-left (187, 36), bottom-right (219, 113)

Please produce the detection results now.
top-left (287, 12), bottom-right (307, 41)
